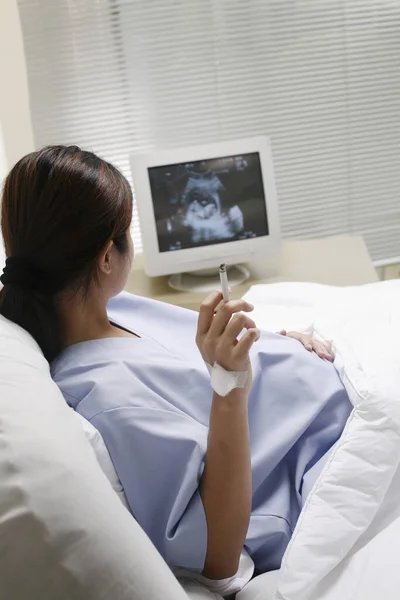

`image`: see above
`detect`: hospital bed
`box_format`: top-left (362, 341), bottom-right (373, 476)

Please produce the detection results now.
top-left (1, 279), bottom-right (400, 600)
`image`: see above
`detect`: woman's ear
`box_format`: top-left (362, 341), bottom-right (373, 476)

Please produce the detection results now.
top-left (98, 240), bottom-right (114, 275)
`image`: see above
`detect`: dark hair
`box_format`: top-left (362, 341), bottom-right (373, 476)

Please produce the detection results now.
top-left (0, 145), bottom-right (133, 362)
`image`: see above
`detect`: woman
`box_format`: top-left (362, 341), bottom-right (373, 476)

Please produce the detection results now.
top-left (0, 146), bottom-right (352, 580)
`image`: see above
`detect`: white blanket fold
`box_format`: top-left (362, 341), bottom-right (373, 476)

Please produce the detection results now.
top-left (243, 280), bottom-right (400, 600)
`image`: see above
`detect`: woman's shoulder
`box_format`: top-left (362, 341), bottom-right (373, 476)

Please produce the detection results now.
top-left (51, 336), bottom-right (149, 375)
top-left (50, 335), bottom-right (206, 421)
top-left (51, 337), bottom-right (153, 410)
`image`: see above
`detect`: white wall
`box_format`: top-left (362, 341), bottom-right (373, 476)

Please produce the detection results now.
top-left (0, 0), bottom-right (34, 267)
top-left (0, 119), bottom-right (6, 272)
top-left (0, 120), bottom-right (7, 184)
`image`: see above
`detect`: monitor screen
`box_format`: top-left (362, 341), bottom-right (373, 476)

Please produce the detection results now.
top-left (147, 152), bottom-right (269, 253)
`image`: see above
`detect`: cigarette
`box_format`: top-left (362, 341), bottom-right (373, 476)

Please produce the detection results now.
top-left (219, 263), bottom-right (230, 303)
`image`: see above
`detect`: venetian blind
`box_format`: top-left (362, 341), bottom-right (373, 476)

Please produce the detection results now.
top-left (18, 0), bottom-right (400, 262)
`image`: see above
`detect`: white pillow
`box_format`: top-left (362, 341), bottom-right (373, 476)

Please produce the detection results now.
top-left (0, 315), bottom-right (189, 600)
top-left (75, 411), bottom-right (130, 510)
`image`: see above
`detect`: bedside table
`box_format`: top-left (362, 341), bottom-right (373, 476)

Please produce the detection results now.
top-left (124, 235), bottom-right (378, 311)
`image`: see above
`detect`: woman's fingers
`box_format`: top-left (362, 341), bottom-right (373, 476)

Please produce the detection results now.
top-left (208, 299), bottom-right (254, 337)
top-left (311, 340), bottom-right (333, 361)
top-left (197, 291), bottom-right (224, 337)
top-left (284, 331), bottom-right (312, 350)
top-left (283, 330), bottom-right (333, 361)
top-left (220, 312), bottom-right (257, 345)
top-left (234, 328), bottom-right (260, 358)
top-left (298, 334), bottom-right (313, 352)
top-left (196, 293), bottom-right (257, 369)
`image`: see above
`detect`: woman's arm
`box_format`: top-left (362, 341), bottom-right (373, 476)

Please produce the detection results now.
top-left (196, 293), bottom-right (258, 580)
top-left (200, 389), bottom-right (251, 579)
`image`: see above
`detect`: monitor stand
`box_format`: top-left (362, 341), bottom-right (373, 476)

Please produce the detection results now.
top-left (168, 264), bottom-right (250, 293)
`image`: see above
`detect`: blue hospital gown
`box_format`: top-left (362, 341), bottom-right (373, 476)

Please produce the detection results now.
top-left (51, 292), bottom-right (352, 574)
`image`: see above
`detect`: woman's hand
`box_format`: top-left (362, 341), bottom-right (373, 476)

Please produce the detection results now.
top-left (279, 330), bottom-right (333, 362)
top-left (196, 291), bottom-right (260, 373)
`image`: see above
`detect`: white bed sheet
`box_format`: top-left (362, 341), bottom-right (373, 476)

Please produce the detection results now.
top-left (243, 280), bottom-right (400, 600)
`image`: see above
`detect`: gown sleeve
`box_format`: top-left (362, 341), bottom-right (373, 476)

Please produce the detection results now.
top-left (90, 404), bottom-right (209, 572)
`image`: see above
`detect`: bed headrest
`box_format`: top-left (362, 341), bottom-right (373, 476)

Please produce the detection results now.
top-left (0, 315), bottom-right (189, 600)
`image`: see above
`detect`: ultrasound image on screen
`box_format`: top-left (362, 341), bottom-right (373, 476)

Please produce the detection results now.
top-left (148, 152), bottom-right (269, 252)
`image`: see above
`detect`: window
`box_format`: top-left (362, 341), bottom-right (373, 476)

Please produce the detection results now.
top-left (18, 0), bottom-right (400, 262)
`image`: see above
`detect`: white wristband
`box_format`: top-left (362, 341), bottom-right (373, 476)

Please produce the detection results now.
top-left (205, 362), bottom-right (248, 397)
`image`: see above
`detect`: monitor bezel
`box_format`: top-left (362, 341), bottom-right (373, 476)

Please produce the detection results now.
top-left (130, 136), bottom-right (281, 277)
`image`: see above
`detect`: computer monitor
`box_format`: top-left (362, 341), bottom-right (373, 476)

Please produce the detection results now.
top-left (130, 136), bottom-right (281, 287)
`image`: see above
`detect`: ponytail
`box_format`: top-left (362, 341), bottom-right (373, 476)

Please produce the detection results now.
top-left (0, 284), bottom-right (62, 362)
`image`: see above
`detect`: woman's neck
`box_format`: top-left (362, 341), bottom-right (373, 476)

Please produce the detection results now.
top-left (58, 291), bottom-right (133, 348)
